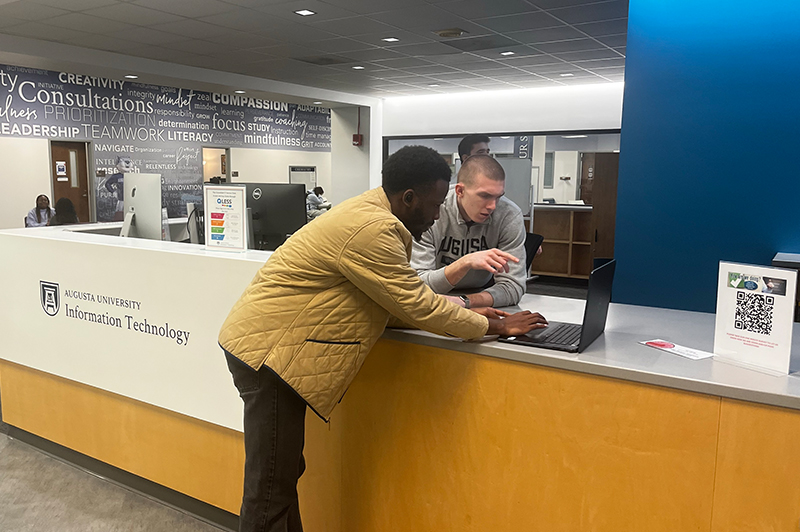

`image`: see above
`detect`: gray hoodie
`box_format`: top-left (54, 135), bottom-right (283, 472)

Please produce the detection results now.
top-left (411, 186), bottom-right (526, 307)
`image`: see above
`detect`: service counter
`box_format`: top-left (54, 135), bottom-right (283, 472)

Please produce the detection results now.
top-left (2, 225), bottom-right (800, 532)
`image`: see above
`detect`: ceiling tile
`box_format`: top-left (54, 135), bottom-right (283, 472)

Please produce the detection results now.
top-left (368, 5), bottom-right (476, 33)
top-left (321, 0), bottom-right (428, 15)
top-left (533, 38), bottom-right (606, 54)
top-left (31, 0), bottom-right (119, 10)
top-left (252, 22), bottom-right (338, 43)
top-left (531, 0), bottom-right (608, 8)
top-left (350, 30), bottom-right (436, 47)
top-left (400, 64), bottom-right (461, 75)
top-left (428, 71), bottom-right (483, 81)
top-left (505, 25), bottom-right (585, 44)
top-left (573, 18), bottom-right (628, 37)
top-left (161, 39), bottom-right (227, 56)
top-left (309, 16), bottom-right (397, 37)
top-left (469, 45), bottom-right (543, 60)
top-left (254, 0), bottom-right (358, 22)
top-left (132, 0), bottom-right (237, 18)
top-left (43, 13), bottom-right (133, 34)
top-left (205, 31), bottom-right (280, 49)
top-left (343, 48), bottom-right (407, 61)
top-left (305, 38), bottom-right (377, 54)
top-left (61, 33), bottom-right (138, 53)
top-left (84, 3), bottom-right (184, 26)
top-left (595, 33), bottom-right (626, 47)
top-left (115, 26), bottom-right (187, 45)
top-left (475, 11), bottom-right (563, 33)
top-left (435, 0), bottom-right (540, 20)
top-left (548, 0), bottom-right (629, 25)
top-left (1, 21), bottom-right (85, 42)
top-left (371, 57), bottom-right (433, 69)
top-left (197, 9), bottom-right (281, 32)
top-left (0, 16), bottom-right (26, 29)
top-left (499, 54), bottom-right (565, 67)
top-left (391, 42), bottom-right (463, 57)
top-left (443, 34), bottom-right (519, 53)
top-left (148, 18), bottom-right (233, 39)
top-left (251, 43), bottom-right (320, 58)
top-left (554, 48), bottom-right (622, 61)
top-left (0, 2), bottom-right (69, 20)
top-left (571, 57), bottom-right (626, 69)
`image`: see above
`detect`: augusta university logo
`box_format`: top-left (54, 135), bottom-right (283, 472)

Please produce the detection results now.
top-left (40, 281), bottom-right (60, 316)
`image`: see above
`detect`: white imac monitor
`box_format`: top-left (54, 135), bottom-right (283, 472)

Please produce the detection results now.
top-left (120, 173), bottom-right (166, 240)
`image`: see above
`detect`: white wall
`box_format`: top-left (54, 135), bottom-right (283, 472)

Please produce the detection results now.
top-left (382, 83), bottom-right (624, 137)
top-left (552, 151), bottom-right (580, 204)
top-left (331, 107), bottom-right (370, 207)
top-left (229, 147), bottom-right (331, 193)
top-left (1, 138), bottom-right (51, 230)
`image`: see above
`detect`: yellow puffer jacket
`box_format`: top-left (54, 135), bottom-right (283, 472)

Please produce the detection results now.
top-left (219, 187), bottom-right (489, 420)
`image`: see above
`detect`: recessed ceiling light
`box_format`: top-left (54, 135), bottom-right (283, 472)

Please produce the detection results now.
top-left (313, 101), bottom-right (323, 104)
top-left (428, 84), bottom-right (440, 87)
top-left (500, 136), bottom-right (510, 139)
top-left (500, 51), bottom-right (515, 56)
top-left (433, 138), bottom-right (444, 141)
top-left (294, 9), bottom-right (315, 16)
top-left (124, 75), bottom-right (138, 79)
top-left (352, 66), bottom-right (365, 70)
top-left (382, 37), bottom-right (400, 42)
top-left (560, 73), bottom-right (574, 77)
top-left (234, 90), bottom-right (246, 94)
top-left (561, 135), bottom-right (588, 139)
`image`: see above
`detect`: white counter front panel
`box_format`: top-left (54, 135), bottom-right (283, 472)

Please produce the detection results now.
top-left (0, 228), bottom-right (269, 431)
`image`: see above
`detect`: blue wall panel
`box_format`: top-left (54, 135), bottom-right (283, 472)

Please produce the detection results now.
top-left (615, 0), bottom-right (800, 312)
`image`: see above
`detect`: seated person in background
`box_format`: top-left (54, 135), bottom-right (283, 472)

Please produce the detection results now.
top-left (26, 194), bottom-right (54, 227)
top-left (48, 198), bottom-right (79, 226)
top-left (306, 186), bottom-right (332, 220)
top-left (458, 133), bottom-right (491, 161)
top-left (411, 154), bottom-right (526, 308)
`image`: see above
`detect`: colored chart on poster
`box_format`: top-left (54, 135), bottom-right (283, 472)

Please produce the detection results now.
top-left (203, 185), bottom-right (246, 252)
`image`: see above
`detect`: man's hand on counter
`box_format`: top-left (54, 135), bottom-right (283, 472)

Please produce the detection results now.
top-left (484, 310), bottom-right (548, 337)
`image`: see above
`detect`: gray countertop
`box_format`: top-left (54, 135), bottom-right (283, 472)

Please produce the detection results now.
top-left (382, 294), bottom-right (800, 411)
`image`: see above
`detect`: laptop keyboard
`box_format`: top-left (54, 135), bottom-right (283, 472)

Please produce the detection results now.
top-left (539, 323), bottom-right (582, 346)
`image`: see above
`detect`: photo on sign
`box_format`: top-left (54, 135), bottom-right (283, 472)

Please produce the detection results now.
top-left (56, 161), bottom-right (67, 176)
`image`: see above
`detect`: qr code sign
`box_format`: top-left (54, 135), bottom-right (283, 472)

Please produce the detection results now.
top-left (734, 291), bottom-right (774, 335)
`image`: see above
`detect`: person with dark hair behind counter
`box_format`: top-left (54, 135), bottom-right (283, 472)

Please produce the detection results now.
top-left (25, 194), bottom-right (55, 227)
top-left (48, 198), bottom-right (79, 226)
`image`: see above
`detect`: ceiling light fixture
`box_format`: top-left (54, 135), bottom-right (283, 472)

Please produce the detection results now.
top-left (434, 28), bottom-right (467, 38)
top-left (234, 90), bottom-right (246, 94)
top-left (352, 66), bottom-right (365, 70)
top-left (428, 84), bottom-right (440, 87)
top-left (500, 136), bottom-right (510, 139)
top-left (500, 51), bottom-right (515, 56)
top-left (382, 37), bottom-right (400, 42)
top-left (124, 75), bottom-right (138, 79)
top-left (313, 101), bottom-right (323, 104)
top-left (560, 73), bottom-right (574, 77)
top-left (433, 138), bottom-right (444, 141)
top-left (294, 9), bottom-right (316, 16)
top-left (561, 135), bottom-right (588, 139)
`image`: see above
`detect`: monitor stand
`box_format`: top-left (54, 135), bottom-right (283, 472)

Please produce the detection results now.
top-left (120, 211), bottom-right (135, 238)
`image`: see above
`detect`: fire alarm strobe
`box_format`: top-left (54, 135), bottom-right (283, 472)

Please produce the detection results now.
top-left (352, 134), bottom-right (363, 146)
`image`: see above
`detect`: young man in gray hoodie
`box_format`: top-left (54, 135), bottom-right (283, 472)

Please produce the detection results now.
top-left (411, 154), bottom-right (527, 308)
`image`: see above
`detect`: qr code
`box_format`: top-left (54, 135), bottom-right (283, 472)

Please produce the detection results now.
top-left (734, 292), bottom-right (774, 335)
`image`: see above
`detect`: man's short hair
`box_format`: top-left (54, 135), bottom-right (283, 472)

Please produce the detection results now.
top-left (458, 154), bottom-right (505, 186)
top-left (382, 146), bottom-right (452, 195)
top-left (458, 134), bottom-right (491, 160)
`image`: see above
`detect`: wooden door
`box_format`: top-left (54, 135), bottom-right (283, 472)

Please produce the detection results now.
top-left (50, 142), bottom-right (90, 223)
top-left (580, 152), bottom-right (595, 205)
top-left (590, 153), bottom-right (619, 259)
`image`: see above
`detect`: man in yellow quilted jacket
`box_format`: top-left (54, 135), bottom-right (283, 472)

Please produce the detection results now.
top-left (219, 145), bottom-right (547, 532)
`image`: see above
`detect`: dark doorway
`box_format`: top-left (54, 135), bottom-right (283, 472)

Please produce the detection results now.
top-left (50, 142), bottom-right (90, 223)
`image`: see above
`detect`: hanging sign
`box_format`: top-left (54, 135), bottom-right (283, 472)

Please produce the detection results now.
top-left (714, 261), bottom-right (797, 374)
top-left (204, 185), bottom-right (247, 252)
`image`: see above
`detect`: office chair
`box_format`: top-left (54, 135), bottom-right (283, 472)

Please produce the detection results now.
top-left (524, 233), bottom-right (544, 282)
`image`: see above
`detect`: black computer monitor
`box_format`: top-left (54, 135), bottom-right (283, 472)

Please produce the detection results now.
top-left (223, 183), bottom-right (307, 250)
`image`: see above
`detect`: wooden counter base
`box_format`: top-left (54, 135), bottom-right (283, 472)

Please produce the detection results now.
top-left (3, 339), bottom-right (799, 531)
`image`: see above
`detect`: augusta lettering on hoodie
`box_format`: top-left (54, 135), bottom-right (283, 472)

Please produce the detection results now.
top-left (437, 235), bottom-right (489, 265)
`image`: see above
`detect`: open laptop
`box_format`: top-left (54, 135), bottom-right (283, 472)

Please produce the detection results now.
top-left (499, 258), bottom-right (616, 353)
